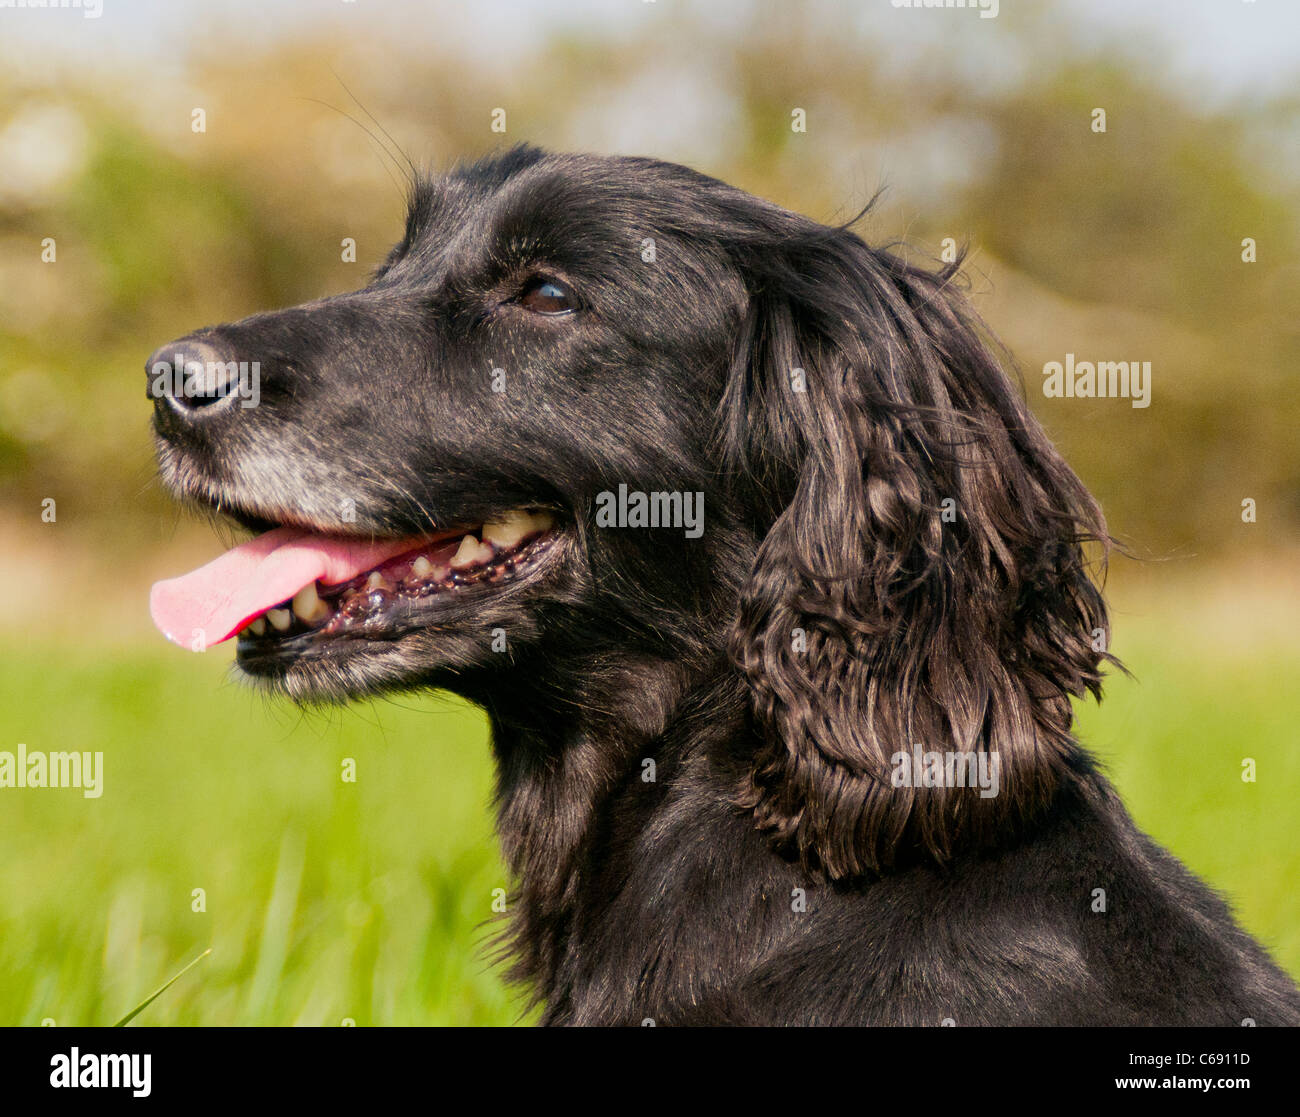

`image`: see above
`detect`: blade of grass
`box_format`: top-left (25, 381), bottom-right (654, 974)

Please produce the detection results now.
top-left (244, 830), bottom-right (305, 1022)
top-left (112, 948), bottom-right (212, 1027)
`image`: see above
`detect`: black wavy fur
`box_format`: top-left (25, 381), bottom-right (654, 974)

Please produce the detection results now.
top-left (148, 146), bottom-right (1300, 1025)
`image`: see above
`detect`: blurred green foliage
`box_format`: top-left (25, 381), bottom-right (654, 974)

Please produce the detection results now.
top-left (1, 6), bottom-right (1297, 554)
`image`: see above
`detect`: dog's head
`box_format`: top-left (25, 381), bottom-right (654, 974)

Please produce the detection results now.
top-left (149, 145), bottom-right (1111, 876)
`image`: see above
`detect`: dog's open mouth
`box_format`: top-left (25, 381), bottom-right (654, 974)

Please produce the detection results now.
top-left (150, 508), bottom-right (557, 652)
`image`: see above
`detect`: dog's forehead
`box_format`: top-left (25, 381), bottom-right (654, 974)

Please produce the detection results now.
top-left (399, 148), bottom-right (733, 267)
top-left (382, 156), bottom-right (571, 276)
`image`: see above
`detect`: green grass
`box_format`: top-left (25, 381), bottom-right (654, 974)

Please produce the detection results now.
top-left (1, 643), bottom-right (527, 1026)
top-left (2, 621), bottom-right (1296, 1026)
top-left (1073, 623), bottom-right (1300, 975)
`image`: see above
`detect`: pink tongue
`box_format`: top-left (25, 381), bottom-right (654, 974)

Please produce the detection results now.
top-left (149, 527), bottom-right (425, 649)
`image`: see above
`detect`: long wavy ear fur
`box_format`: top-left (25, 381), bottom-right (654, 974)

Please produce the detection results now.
top-left (723, 216), bottom-right (1113, 879)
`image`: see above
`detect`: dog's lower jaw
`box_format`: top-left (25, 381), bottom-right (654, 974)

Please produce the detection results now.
top-left (234, 626), bottom-right (539, 704)
top-left (231, 534), bottom-right (577, 702)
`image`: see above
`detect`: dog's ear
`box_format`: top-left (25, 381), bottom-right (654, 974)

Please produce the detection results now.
top-left (722, 220), bottom-right (1112, 878)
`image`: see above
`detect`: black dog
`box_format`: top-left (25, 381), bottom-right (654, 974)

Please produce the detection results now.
top-left (147, 145), bottom-right (1300, 1025)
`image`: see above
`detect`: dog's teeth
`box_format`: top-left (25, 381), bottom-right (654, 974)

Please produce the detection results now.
top-left (450, 534), bottom-right (493, 570)
top-left (267, 608), bottom-right (292, 631)
top-left (292, 582), bottom-right (329, 623)
top-left (342, 595), bottom-right (370, 619)
top-left (482, 509), bottom-right (534, 550)
top-left (450, 535), bottom-right (477, 566)
top-left (235, 518), bottom-right (551, 635)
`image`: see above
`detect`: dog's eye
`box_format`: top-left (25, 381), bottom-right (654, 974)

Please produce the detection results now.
top-left (518, 277), bottom-right (578, 316)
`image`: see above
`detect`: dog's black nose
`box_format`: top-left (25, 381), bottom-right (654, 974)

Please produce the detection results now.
top-left (146, 337), bottom-right (247, 415)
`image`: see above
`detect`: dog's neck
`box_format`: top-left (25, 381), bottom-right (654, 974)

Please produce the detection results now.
top-left (472, 647), bottom-right (746, 1005)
